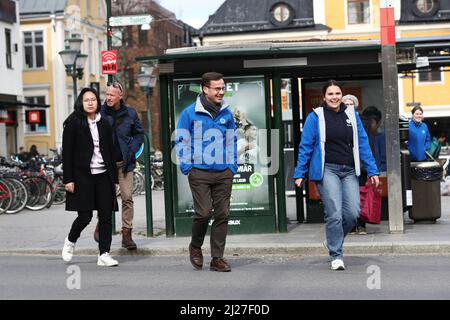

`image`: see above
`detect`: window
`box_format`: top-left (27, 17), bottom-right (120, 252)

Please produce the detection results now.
top-left (23, 31), bottom-right (44, 69)
top-left (418, 67), bottom-right (442, 82)
top-left (139, 29), bottom-right (147, 45)
top-left (272, 4), bottom-right (291, 23)
top-left (24, 96), bottom-right (48, 134)
top-left (413, 0), bottom-right (439, 17)
top-left (86, 0), bottom-right (91, 16)
top-left (127, 26), bottom-right (133, 47)
top-left (5, 28), bottom-right (12, 68)
top-left (98, 40), bottom-right (103, 76)
top-left (88, 38), bottom-right (94, 75)
top-left (347, 0), bottom-right (370, 25)
top-left (128, 68), bottom-right (134, 90)
top-left (269, 2), bottom-right (294, 26)
top-left (167, 32), bottom-right (171, 47)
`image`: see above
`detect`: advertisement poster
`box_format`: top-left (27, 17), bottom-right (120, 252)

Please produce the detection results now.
top-left (173, 76), bottom-right (271, 216)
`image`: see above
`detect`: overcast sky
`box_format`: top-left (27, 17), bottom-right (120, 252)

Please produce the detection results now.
top-left (156, 0), bottom-right (225, 29)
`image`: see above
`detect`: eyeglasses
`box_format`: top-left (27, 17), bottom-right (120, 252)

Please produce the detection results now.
top-left (107, 81), bottom-right (123, 94)
top-left (83, 98), bottom-right (97, 104)
top-left (206, 86), bottom-right (226, 93)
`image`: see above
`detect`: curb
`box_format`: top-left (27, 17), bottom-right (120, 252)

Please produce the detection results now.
top-left (2, 242), bottom-right (450, 256)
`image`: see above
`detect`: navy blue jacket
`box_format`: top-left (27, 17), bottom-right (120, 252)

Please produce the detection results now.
top-left (100, 101), bottom-right (144, 173)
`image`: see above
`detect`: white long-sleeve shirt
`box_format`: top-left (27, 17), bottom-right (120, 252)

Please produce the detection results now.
top-left (88, 113), bottom-right (107, 175)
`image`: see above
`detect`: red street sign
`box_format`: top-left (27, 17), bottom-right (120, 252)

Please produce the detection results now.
top-left (380, 1), bottom-right (396, 46)
top-left (28, 111), bottom-right (41, 124)
top-left (101, 50), bottom-right (118, 75)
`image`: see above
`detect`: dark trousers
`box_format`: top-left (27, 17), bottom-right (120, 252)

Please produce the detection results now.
top-left (188, 168), bottom-right (234, 258)
top-left (68, 172), bottom-right (114, 254)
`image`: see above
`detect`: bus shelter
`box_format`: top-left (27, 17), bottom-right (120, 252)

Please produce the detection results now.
top-left (137, 41), bottom-right (399, 237)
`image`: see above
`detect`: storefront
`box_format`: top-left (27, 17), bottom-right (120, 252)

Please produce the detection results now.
top-left (0, 98), bottom-right (49, 156)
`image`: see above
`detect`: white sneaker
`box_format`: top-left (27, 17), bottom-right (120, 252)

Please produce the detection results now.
top-left (331, 259), bottom-right (345, 271)
top-left (97, 252), bottom-right (119, 267)
top-left (62, 237), bottom-right (75, 262)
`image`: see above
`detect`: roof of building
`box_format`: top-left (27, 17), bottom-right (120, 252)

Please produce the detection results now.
top-left (137, 40), bottom-right (381, 62)
top-left (198, 0), bottom-right (315, 36)
top-left (19, 0), bottom-right (67, 18)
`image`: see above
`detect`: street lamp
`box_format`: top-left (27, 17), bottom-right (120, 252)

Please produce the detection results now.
top-left (137, 66), bottom-right (157, 152)
top-left (137, 64), bottom-right (157, 237)
top-left (58, 35), bottom-right (88, 99)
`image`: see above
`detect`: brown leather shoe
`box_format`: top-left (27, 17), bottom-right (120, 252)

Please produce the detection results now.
top-left (121, 227), bottom-right (137, 250)
top-left (210, 258), bottom-right (231, 272)
top-left (94, 222), bottom-right (99, 243)
top-left (189, 244), bottom-right (203, 270)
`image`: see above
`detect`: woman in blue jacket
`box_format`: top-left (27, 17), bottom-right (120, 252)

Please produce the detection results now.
top-left (293, 80), bottom-right (379, 271)
top-left (408, 106), bottom-right (431, 161)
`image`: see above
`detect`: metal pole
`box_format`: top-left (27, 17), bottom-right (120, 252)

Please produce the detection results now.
top-left (273, 73), bottom-right (288, 233)
top-left (381, 0), bottom-right (404, 233)
top-left (147, 88), bottom-right (153, 152)
top-left (291, 77), bottom-right (304, 223)
top-left (143, 119), bottom-right (154, 237)
top-left (106, 0), bottom-right (113, 83)
top-left (159, 75), bottom-right (175, 236)
top-left (105, 0), bottom-right (116, 234)
top-left (72, 62), bottom-right (77, 99)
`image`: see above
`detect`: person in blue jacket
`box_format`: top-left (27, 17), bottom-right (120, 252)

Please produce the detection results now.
top-left (175, 72), bottom-right (237, 272)
top-left (294, 80), bottom-right (379, 271)
top-left (408, 106), bottom-right (431, 161)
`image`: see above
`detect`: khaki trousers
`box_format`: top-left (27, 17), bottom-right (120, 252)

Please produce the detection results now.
top-left (187, 168), bottom-right (234, 258)
top-left (117, 161), bottom-right (134, 229)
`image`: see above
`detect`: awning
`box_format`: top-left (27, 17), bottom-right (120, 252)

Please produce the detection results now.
top-left (0, 100), bottom-right (50, 109)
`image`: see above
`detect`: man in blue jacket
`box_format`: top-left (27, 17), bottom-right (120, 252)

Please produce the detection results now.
top-left (98, 81), bottom-right (144, 250)
top-left (175, 72), bottom-right (237, 272)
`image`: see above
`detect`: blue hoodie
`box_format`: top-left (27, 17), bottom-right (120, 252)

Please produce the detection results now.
top-left (293, 105), bottom-right (379, 181)
top-left (175, 96), bottom-right (238, 175)
top-left (408, 120), bottom-right (431, 161)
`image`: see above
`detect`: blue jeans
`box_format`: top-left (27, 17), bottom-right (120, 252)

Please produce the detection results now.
top-left (316, 163), bottom-right (360, 259)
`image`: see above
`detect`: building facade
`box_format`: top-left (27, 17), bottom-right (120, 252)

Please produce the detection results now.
top-left (19, 0), bottom-right (106, 155)
top-left (111, 0), bottom-right (196, 151)
top-left (0, 0), bottom-right (23, 156)
top-left (194, 0), bottom-right (450, 138)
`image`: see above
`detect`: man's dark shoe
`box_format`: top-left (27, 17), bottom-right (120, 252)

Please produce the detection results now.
top-left (189, 244), bottom-right (203, 270)
top-left (210, 258), bottom-right (231, 272)
top-left (121, 227), bottom-right (137, 250)
top-left (94, 222), bottom-right (99, 243)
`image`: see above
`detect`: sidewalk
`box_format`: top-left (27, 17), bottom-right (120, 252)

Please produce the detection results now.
top-left (1, 191), bottom-right (449, 256)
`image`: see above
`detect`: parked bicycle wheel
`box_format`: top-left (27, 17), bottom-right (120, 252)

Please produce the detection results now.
top-left (5, 177), bottom-right (28, 214)
top-left (0, 179), bottom-right (13, 214)
top-left (51, 176), bottom-right (66, 205)
top-left (133, 171), bottom-right (145, 195)
top-left (23, 176), bottom-right (53, 211)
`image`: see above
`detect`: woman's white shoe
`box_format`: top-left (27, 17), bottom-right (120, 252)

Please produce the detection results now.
top-left (97, 252), bottom-right (119, 267)
top-left (62, 237), bottom-right (75, 262)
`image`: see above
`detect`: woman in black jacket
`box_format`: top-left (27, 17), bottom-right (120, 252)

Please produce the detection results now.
top-left (61, 87), bottom-right (119, 267)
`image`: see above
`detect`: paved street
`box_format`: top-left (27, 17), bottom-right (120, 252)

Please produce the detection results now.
top-left (1, 254), bottom-right (450, 300)
top-left (2, 190), bottom-right (450, 302)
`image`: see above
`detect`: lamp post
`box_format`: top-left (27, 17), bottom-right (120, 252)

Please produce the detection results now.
top-left (58, 36), bottom-right (87, 99)
top-left (106, 0), bottom-right (113, 83)
top-left (137, 66), bottom-right (157, 237)
top-left (137, 65), bottom-right (157, 151)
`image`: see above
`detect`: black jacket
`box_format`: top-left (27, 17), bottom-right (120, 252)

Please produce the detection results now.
top-left (101, 101), bottom-right (145, 173)
top-left (62, 115), bottom-right (118, 211)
